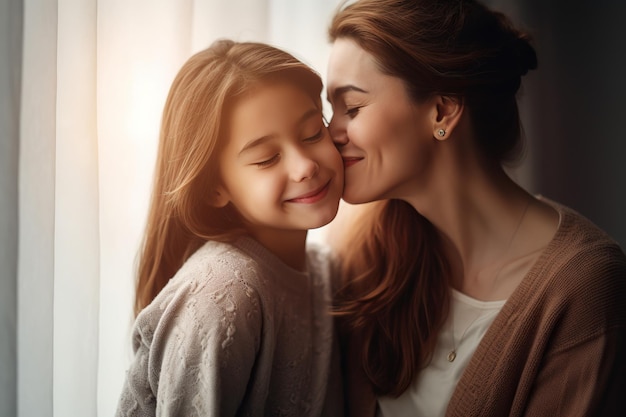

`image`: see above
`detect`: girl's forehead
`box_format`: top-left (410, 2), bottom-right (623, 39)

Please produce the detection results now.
top-left (222, 82), bottom-right (320, 149)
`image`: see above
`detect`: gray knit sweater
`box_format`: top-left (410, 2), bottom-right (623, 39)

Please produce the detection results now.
top-left (116, 237), bottom-right (344, 417)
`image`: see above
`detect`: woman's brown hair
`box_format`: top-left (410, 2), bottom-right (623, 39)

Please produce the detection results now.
top-left (330, 0), bottom-right (537, 396)
top-left (134, 40), bottom-right (323, 316)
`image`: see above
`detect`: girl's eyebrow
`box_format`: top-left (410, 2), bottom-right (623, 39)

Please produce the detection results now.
top-left (326, 84), bottom-right (368, 104)
top-left (239, 134), bottom-right (274, 156)
top-left (238, 108), bottom-right (321, 155)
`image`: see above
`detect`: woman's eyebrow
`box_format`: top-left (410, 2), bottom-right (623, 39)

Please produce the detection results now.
top-left (326, 84), bottom-right (368, 103)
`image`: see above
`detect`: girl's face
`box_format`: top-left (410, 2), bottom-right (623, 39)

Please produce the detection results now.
top-left (217, 81), bottom-right (343, 240)
top-left (326, 37), bottom-right (436, 204)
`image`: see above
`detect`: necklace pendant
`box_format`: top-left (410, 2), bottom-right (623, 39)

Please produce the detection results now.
top-left (447, 350), bottom-right (457, 362)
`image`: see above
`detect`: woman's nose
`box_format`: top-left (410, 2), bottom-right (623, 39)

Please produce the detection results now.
top-left (328, 115), bottom-right (348, 147)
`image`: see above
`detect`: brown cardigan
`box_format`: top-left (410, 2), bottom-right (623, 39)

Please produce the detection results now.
top-left (341, 199), bottom-right (626, 417)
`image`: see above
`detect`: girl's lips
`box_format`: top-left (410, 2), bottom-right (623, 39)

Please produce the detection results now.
top-left (342, 156), bottom-right (363, 168)
top-left (286, 181), bottom-right (331, 204)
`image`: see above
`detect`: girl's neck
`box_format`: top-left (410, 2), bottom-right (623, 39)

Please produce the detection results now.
top-left (247, 228), bottom-right (308, 271)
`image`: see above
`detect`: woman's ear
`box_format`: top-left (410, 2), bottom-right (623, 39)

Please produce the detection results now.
top-left (430, 95), bottom-right (463, 141)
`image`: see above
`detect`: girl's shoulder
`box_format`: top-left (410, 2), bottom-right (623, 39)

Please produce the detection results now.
top-left (134, 240), bottom-right (266, 347)
top-left (147, 240), bottom-right (268, 315)
top-left (181, 239), bottom-right (264, 281)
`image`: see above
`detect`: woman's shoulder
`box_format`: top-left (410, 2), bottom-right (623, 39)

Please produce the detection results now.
top-left (540, 197), bottom-right (626, 267)
top-left (530, 198), bottom-right (626, 320)
top-left (503, 199), bottom-right (626, 354)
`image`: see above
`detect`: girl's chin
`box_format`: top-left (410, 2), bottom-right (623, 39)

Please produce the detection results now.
top-left (306, 206), bottom-right (341, 229)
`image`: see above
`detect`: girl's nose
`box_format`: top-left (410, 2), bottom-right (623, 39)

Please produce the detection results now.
top-left (290, 151), bottom-right (319, 182)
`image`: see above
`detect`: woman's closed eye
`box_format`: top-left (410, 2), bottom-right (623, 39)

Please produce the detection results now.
top-left (345, 106), bottom-right (361, 118)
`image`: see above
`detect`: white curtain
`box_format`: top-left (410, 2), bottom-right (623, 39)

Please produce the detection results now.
top-left (0, 1), bottom-right (21, 416)
top-left (10, 1), bottom-right (339, 416)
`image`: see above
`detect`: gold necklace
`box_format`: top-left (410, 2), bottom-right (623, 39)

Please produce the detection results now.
top-left (447, 198), bottom-right (532, 363)
top-left (447, 306), bottom-right (487, 362)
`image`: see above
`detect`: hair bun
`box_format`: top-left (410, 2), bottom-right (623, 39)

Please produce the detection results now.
top-left (512, 35), bottom-right (538, 76)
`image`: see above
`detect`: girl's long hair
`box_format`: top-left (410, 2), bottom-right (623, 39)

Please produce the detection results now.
top-left (135, 40), bottom-right (323, 316)
top-left (330, 0), bottom-right (537, 396)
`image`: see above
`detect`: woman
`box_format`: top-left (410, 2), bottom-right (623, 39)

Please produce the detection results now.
top-left (325, 0), bottom-right (626, 416)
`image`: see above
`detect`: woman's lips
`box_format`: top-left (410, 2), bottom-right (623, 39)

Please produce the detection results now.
top-left (286, 180), bottom-right (331, 204)
top-left (342, 156), bottom-right (363, 168)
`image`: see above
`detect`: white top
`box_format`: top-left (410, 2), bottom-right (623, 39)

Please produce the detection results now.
top-left (377, 289), bottom-right (505, 417)
top-left (116, 237), bottom-right (343, 417)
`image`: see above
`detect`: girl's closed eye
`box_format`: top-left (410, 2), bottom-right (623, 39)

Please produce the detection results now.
top-left (303, 128), bottom-right (324, 143)
top-left (254, 154), bottom-right (280, 168)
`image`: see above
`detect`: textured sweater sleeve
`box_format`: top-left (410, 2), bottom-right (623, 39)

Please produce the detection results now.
top-left (116, 259), bottom-right (263, 417)
top-left (523, 328), bottom-right (626, 417)
top-left (521, 242), bottom-right (626, 417)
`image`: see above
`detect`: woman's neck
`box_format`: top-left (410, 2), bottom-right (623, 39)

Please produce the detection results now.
top-left (405, 159), bottom-right (545, 299)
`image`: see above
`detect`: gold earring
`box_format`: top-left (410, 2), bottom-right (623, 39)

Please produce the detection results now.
top-left (437, 129), bottom-right (446, 137)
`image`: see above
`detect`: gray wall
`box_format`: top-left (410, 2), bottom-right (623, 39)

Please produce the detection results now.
top-left (0, 0), bottom-right (22, 416)
top-left (490, 0), bottom-right (626, 245)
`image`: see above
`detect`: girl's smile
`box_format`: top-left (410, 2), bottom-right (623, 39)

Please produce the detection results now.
top-left (286, 180), bottom-right (332, 204)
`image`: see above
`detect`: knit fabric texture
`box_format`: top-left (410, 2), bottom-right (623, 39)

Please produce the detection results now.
top-left (116, 237), bottom-right (343, 417)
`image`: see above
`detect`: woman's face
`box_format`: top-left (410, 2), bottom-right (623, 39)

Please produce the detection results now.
top-left (326, 37), bottom-right (436, 204)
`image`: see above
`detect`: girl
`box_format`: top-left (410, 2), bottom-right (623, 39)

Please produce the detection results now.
top-left (325, 0), bottom-right (626, 416)
top-left (116, 39), bottom-right (344, 416)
